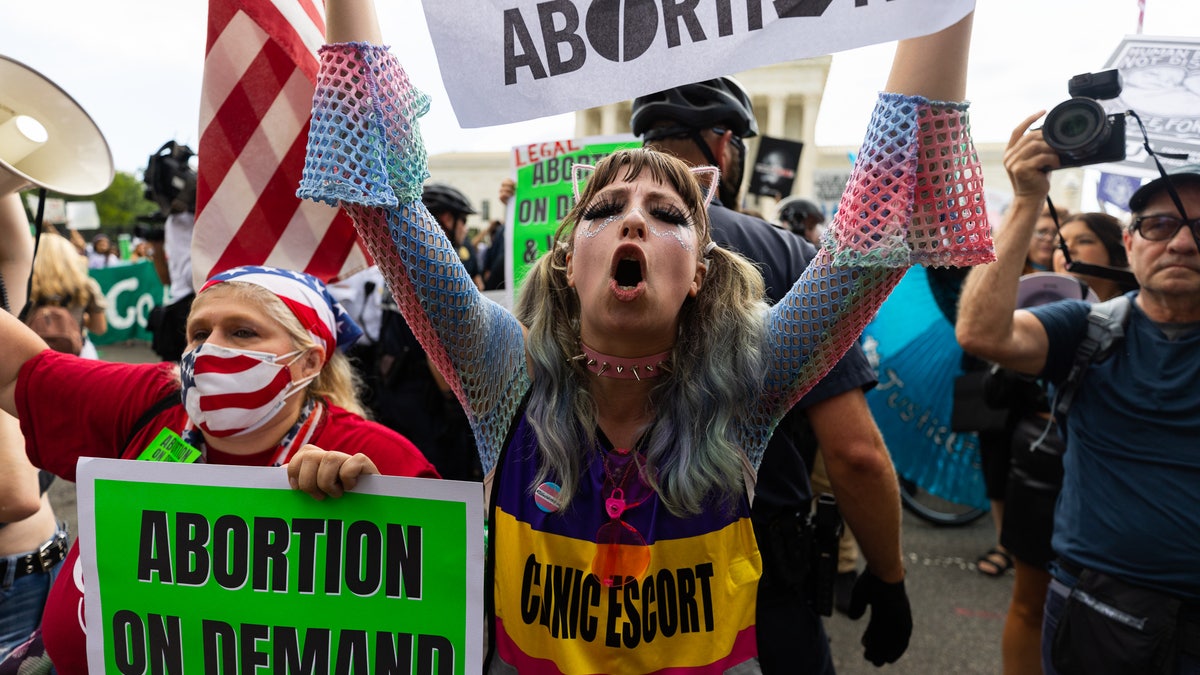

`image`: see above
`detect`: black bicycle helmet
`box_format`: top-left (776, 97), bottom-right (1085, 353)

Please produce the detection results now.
top-left (631, 77), bottom-right (759, 140)
top-left (422, 182), bottom-right (476, 216)
top-left (777, 197), bottom-right (824, 228)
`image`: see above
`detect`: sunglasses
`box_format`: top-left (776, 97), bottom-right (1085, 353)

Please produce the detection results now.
top-left (592, 451), bottom-right (652, 588)
top-left (1131, 215), bottom-right (1200, 243)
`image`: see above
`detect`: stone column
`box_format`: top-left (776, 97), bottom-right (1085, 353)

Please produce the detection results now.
top-left (798, 94), bottom-right (820, 200)
top-left (600, 104), bottom-right (619, 136)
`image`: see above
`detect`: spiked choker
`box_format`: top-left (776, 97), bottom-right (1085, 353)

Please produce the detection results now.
top-left (575, 343), bottom-right (671, 381)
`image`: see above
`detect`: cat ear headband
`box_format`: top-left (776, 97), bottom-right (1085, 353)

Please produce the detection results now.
top-left (570, 163), bottom-right (720, 210)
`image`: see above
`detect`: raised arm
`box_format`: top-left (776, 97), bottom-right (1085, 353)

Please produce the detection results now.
top-left (0, 198), bottom-right (48, 416)
top-left (300, 0), bottom-right (529, 472)
top-left (0, 194), bottom-right (43, 521)
top-left (324, 0), bottom-right (381, 43)
top-left (956, 112), bottom-right (1056, 375)
top-left (885, 11), bottom-right (973, 99)
top-left (0, 195), bottom-right (33, 313)
top-left (752, 12), bottom-right (987, 454)
top-left (0, 302), bottom-right (47, 417)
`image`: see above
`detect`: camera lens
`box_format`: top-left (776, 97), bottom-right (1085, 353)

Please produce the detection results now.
top-left (1043, 98), bottom-right (1111, 159)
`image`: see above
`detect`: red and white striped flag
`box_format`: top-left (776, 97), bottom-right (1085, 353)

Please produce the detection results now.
top-left (192, 0), bottom-right (368, 289)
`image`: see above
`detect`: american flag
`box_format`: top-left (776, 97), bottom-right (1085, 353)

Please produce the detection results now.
top-left (191, 0), bottom-right (369, 289)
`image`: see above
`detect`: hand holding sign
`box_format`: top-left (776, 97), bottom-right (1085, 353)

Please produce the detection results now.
top-left (286, 445), bottom-right (380, 500)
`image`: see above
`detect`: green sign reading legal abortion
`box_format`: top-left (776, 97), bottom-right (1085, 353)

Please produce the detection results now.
top-left (78, 459), bottom-right (484, 674)
top-left (508, 136), bottom-right (638, 296)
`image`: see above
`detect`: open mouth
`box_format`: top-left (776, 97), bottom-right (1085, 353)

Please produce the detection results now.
top-left (614, 258), bottom-right (644, 289)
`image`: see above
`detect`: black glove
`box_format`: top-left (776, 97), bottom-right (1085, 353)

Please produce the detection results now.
top-left (846, 569), bottom-right (913, 667)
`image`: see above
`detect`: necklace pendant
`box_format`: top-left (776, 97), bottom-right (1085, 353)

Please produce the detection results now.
top-left (606, 489), bottom-right (626, 518)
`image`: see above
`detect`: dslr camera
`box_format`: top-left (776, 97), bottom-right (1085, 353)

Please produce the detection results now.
top-left (1043, 70), bottom-right (1127, 169)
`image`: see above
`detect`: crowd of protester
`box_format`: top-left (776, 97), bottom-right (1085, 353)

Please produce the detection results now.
top-left (3, 3), bottom-right (1199, 673)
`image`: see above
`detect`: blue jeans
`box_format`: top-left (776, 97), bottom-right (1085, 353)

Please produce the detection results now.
top-left (1043, 563), bottom-right (1200, 675)
top-left (0, 548), bottom-right (62, 661)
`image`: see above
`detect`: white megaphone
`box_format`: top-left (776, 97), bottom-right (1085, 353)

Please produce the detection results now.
top-left (0, 55), bottom-right (114, 197)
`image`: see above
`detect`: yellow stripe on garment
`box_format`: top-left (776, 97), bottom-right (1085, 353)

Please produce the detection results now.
top-left (492, 507), bottom-right (761, 673)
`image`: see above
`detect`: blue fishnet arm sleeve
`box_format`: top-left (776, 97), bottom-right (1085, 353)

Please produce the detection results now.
top-left (298, 42), bottom-right (432, 207)
top-left (348, 203), bottom-right (529, 474)
top-left (740, 250), bottom-right (906, 469)
top-left (297, 43), bottom-right (528, 471)
top-left (825, 93), bottom-right (993, 268)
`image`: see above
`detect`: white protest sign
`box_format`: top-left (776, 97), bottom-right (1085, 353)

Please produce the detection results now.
top-left (1101, 35), bottom-right (1200, 172)
top-left (66, 200), bottom-right (100, 230)
top-left (419, 0), bottom-right (975, 127)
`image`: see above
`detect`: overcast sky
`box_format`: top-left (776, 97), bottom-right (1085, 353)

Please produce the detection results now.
top-left (3, 1), bottom-right (1199, 175)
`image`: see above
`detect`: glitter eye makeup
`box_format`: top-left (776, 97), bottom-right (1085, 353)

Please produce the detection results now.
top-left (646, 219), bottom-right (694, 252)
top-left (578, 201), bottom-right (696, 252)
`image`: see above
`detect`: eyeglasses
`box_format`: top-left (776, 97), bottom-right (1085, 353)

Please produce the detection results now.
top-left (1032, 228), bottom-right (1057, 241)
top-left (1131, 215), bottom-right (1200, 242)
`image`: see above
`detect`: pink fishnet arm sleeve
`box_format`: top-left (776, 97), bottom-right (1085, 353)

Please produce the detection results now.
top-left (298, 43), bottom-right (528, 472)
top-left (827, 93), bottom-right (994, 267)
top-left (298, 43), bottom-right (432, 207)
top-left (741, 95), bottom-right (993, 468)
top-left (739, 253), bottom-right (904, 468)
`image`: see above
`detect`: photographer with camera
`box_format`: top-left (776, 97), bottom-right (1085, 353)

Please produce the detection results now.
top-left (957, 97), bottom-right (1200, 674)
top-left (143, 141), bottom-right (197, 362)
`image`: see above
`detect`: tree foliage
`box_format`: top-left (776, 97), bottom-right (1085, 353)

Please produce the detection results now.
top-left (93, 171), bottom-right (160, 227)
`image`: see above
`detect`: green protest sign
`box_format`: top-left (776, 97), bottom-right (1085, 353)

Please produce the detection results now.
top-left (89, 261), bottom-right (167, 344)
top-left (507, 136), bottom-right (638, 298)
top-left (78, 459), bottom-right (484, 674)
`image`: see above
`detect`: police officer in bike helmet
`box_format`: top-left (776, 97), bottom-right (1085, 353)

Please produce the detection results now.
top-left (631, 77), bottom-right (758, 210)
top-left (422, 183), bottom-right (483, 290)
top-left (777, 197), bottom-right (825, 245)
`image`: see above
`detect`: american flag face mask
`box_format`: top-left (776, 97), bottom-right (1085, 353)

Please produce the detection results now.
top-left (180, 343), bottom-right (316, 439)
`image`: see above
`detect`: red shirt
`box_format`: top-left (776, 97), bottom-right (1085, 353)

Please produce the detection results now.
top-left (16, 350), bottom-right (440, 674)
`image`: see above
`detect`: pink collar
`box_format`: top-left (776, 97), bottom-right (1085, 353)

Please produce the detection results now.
top-left (576, 343), bottom-right (671, 380)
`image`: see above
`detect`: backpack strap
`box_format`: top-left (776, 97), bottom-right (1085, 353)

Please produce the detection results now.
top-left (124, 390), bottom-right (183, 451)
top-left (1052, 296), bottom-right (1132, 418)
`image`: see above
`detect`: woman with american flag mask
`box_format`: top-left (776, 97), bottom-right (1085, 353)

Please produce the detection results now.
top-left (0, 261), bottom-right (438, 674)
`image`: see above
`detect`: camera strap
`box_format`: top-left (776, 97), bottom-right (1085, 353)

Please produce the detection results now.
top-left (1045, 194), bottom-right (1140, 288)
top-left (1129, 111), bottom-right (1191, 220)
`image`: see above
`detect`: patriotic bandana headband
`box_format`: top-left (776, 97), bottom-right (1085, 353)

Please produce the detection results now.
top-left (200, 266), bottom-right (363, 364)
